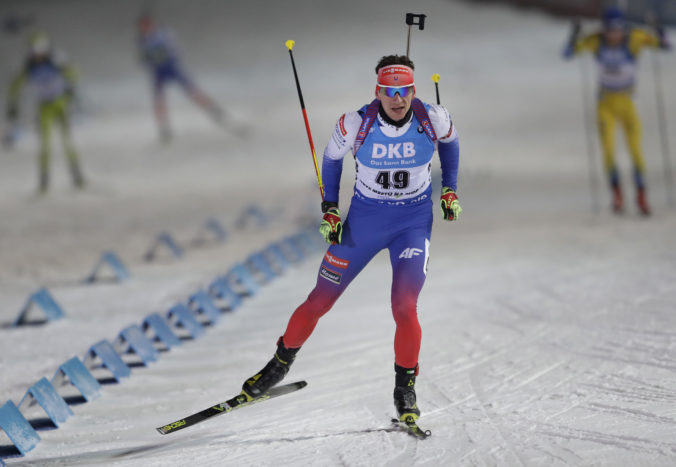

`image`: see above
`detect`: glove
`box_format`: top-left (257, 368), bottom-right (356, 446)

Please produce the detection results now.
top-left (440, 187), bottom-right (462, 221)
top-left (319, 201), bottom-right (342, 245)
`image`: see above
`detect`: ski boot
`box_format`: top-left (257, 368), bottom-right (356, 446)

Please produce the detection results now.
top-left (241, 337), bottom-right (299, 401)
top-left (611, 182), bottom-right (624, 214)
top-left (393, 364), bottom-right (420, 422)
top-left (637, 187), bottom-right (651, 217)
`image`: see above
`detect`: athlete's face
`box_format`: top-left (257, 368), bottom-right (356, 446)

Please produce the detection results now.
top-left (604, 27), bottom-right (625, 46)
top-left (377, 86), bottom-right (415, 121)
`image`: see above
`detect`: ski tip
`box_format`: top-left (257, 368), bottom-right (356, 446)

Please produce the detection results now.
top-left (295, 380), bottom-right (308, 389)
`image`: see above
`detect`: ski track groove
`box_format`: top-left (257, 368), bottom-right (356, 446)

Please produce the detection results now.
top-left (467, 370), bottom-right (528, 467)
top-left (533, 422), bottom-right (676, 457)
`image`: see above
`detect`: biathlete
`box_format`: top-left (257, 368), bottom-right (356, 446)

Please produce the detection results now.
top-left (137, 15), bottom-right (225, 143)
top-left (5, 32), bottom-right (85, 193)
top-left (240, 55), bottom-right (462, 424)
top-left (563, 7), bottom-right (670, 215)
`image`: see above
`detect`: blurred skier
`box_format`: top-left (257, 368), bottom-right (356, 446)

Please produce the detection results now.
top-left (240, 55), bottom-right (462, 425)
top-left (5, 32), bottom-right (85, 193)
top-left (137, 15), bottom-right (225, 143)
top-left (563, 7), bottom-right (670, 215)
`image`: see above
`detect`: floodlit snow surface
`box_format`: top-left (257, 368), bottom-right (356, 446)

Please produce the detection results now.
top-left (2, 0), bottom-right (676, 465)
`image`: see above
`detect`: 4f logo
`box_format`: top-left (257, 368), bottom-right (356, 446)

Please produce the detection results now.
top-left (399, 248), bottom-right (423, 259)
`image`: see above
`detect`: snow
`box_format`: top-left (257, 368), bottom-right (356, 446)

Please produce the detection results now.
top-left (2, 0), bottom-right (676, 465)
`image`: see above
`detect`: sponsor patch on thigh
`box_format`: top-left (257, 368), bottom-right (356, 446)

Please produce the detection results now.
top-left (324, 252), bottom-right (350, 269)
top-left (319, 266), bottom-right (342, 284)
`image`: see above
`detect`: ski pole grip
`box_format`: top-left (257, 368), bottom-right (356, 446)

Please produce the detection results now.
top-left (405, 13), bottom-right (426, 30)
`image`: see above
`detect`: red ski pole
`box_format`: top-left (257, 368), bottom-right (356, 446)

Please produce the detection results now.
top-left (285, 39), bottom-right (324, 200)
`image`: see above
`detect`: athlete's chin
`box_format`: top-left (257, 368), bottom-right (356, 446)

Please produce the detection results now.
top-left (389, 108), bottom-right (407, 118)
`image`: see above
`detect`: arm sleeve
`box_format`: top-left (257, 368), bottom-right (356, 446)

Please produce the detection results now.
top-left (428, 104), bottom-right (460, 191)
top-left (629, 29), bottom-right (664, 55)
top-left (321, 112), bottom-right (361, 203)
top-left (439, 138), bottom-right (459, 192)
top-left (563, 33), bottom-right (600, 59)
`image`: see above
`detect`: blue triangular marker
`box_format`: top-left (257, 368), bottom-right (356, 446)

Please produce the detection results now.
top-left (0, 400), bottom-right (40, 456)
top-left (84, 340), bottom-right (131, 382)
top-left (228, 263), bottom-right (260, 296)
top-left (52, 357), bottom-right (101, 402)
top-left (189, 291), bottom-right (221, 324)
top-left (143, 313), bottom-right (182, 348)
top-left (13, 287), bottom-right (65, 326)
top-left (247, 252), bottom-right (277, 283)
top-left (19, 377), bottom-right (73, 427)
top-left (167, 304), bottom-right (205, 339)
top-left (117, 325), bottom-right (158, 365)
top-left (145, 231), bottom-right (183, 261)
top-left (85, 251), bottom-right (130, 283)
top-left (208, 277), bottom-right (242, 310)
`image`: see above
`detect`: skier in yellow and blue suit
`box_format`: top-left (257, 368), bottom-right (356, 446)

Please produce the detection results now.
top-left (5, 32), bottom-right (85, 194)
top-left (563, 7), bottom-right (670, 215)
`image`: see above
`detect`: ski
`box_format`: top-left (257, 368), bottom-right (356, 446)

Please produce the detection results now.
top-left (391, 416), bottom-right (432, 440)
top-left (156, 381), bottom-right (307, 435)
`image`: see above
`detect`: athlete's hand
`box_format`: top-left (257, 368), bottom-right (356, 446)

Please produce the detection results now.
top-left (319, 202), bottom-right (342, 245)
top-left (440, 187), bottom-right (462, 221)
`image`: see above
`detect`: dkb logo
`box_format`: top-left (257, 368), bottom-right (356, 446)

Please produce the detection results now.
top-left (372, 142), bottom-right (416, 159)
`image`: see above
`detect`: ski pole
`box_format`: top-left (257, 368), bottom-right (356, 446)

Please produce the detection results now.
top-left (651, 46), bottom-right (674, 208)
top-left (405, 13), bottom-right (426, 58)
top-left (646, 7), bottom-right (675, 208)
top-left (579, 46), bottom-right (601, 214)
top-left (284, 39), bottom-right (324, 200)
top-left (432, 74), bottom-right (441, 104)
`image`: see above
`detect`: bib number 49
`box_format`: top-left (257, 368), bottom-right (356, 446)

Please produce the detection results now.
top-left (375, 170), bottom-right (410, 190)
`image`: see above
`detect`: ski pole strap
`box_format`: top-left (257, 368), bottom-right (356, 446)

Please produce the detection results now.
top-left (353, 98), bottom-right (436, 155)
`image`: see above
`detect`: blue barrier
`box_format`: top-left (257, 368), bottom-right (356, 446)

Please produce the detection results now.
top-left (0, 401), bottom-right (40, 456)
top-left (84, 340), bottom-right (131, 382)
top-left (167, 304), bottom-right (205, 339)
top-left (18, 378), bottom-right (73, 428)
top-left (228, 263), bottom-right (260, 296)
top-left (235, 205), bottom-right (269, 229)
top-left (13, 287), bottom-right (65, 326)
top-left (143, 313), bottom-right (182, 348)
top-left (192, 217), bottom-right (228, 245)
top-left (189, 291), bottom-right (221, 324)
top-left (246, 252), bottom-right (278, 283)
top-left (85, 251), bottom-right (130, 283)
top-left (208, 276), bottom-right (242, 310)
top-left (52, 357), bottom-right (101, 402)
top-left (145, 232), bottom-right (183, 261)
top-left (265, 243), bottom-right (291, 272)
top-left (282, 236), bottom-right (306, 263)
top-left (117, 325), bottom-right (158, 365)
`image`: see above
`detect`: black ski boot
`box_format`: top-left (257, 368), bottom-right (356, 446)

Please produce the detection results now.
top-left (394, 363), bottom-right (420, 422)
top-left (241, 337), bottom-right (299, 401)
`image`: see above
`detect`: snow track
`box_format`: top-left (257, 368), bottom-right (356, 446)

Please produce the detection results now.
top-left (2, 0), bottom-right (676, 465)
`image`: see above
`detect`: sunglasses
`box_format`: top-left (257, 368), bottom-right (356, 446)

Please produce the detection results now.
top-left (378, 85), bottom-right (415, 98)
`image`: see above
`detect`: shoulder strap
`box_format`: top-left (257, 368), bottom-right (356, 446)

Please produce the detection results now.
top-left (411, 98), bottom-right (437, 142)
top-left (353, 98), bottom-right (437, 154)
top-left (353, 99), bottom-right (380, 154)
